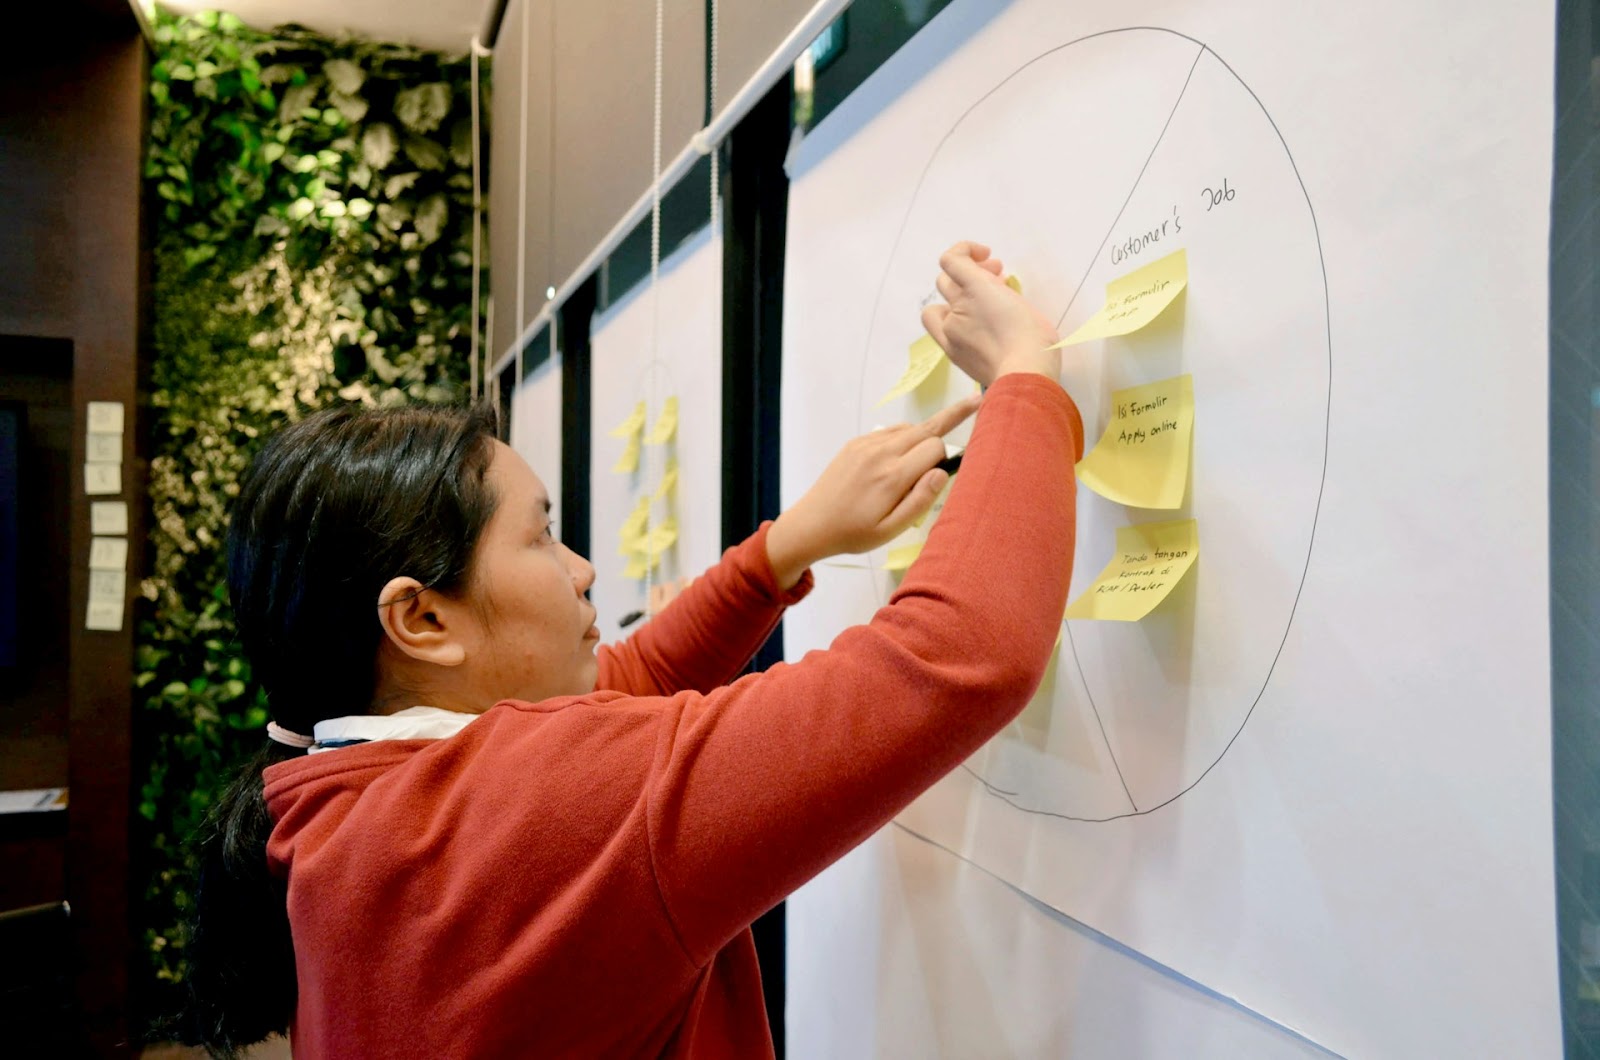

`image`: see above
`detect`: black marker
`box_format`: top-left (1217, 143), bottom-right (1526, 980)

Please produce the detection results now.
top-left (935, 450), bottom-right (964, 476)
top-left (619, 610), bottom-right (645, 629)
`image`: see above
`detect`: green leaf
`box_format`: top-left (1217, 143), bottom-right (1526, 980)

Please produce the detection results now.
top-left (413, 192), bottom-right (447, 245)
top-left (218, 11), bottom-right (243, 31)
top-left (329, 91), bottom-right (368, 124)
top-left (347, 198), bottom-right (373, 220)
top-left (322, 58), bottom-right (364, 95)
top-left (321, 108), bottom-right (342, 126)
top-left (261, 141), bottom-right (285, 164)
top-left (361, 123), bottom-right (397, 169)
top-left (170, 63), bottom-right (196, 81)
top-left (286, 197), bottom-right (315, 220)
top-left (393, 82), bottom-right (452, 134)
top-left (382, 171), bottom-right (419, 199)
top-left (278, 81), bottom-right (318, 124)
top-left (195, 10), bottom-right (218, 28)
top-left (402, 135), bottom-right (446, 172)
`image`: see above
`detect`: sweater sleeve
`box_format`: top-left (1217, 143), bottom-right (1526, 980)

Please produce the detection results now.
top-left (643, 374), bottom-right (1084, 965)
top-left (595, 522), bottom-right (815, 698)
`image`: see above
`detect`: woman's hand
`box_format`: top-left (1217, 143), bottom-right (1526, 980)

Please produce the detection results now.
top-left (921, 241), bottom-right (1060, 386)
top-left (766, 395), bottom-right (983, 589)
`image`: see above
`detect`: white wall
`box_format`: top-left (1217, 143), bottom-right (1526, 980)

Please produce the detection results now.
top-left (509, 352), bottom-right (563, 528)
top-left (588, 227), bottom-right (723, 644)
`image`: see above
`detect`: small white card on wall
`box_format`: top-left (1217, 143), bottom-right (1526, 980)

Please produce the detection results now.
top-left (89, 536), bottom-right (128, 571)
top-left (90, 501), bottom-right (128, 536)
top-left (84, 462), bottom-right (121, 496)
top-left (86, 401), bottom-right (124, 435)
top-left (89, 569), bottom-right (126, 603)
top-left (86, 433), bottom-right (120, 463)
top-left (85, 599), bottom-right (123, 632)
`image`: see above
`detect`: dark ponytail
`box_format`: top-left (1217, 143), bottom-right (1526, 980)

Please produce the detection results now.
top-left (178, 402), bottom-right (500, 1056)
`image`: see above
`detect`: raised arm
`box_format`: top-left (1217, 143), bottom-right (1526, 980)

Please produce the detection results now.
top-left (595, 524), bottom-right (813, 697)
top-left (644, 372), bottom-right (1082, 964)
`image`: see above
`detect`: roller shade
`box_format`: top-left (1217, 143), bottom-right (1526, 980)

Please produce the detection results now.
top-left (488, 0), bottom-right (526, 363)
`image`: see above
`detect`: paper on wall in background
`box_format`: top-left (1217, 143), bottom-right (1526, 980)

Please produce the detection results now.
top-left (89, 569), bottom-right (126, 604)
top-left (86, 433), bottom-right (121, 463)
top-left (609, 400), bottom-right (646, 439)
top-left (622, 551), bottom-right (659, 580)
top-left (86, 401), bottom-right (124, 435)
top-left (1076, 374), bottom-right (1195, 509)
top-left (0, 788), bottom-right (68, 814)
top-left (89, 536), bottom-right (129, 571)
top-left (1048, 247), bottom-right (1187, 349)
top-left (641, 516), bottom-right (679, 556)
top-left (1064, 518), bottom-right (1198, 621)
top-left (91, 501), bottom-right (129, 536)
top-left (85, 599), bottom-right (123, 632)
top-left (84, 462), bottom-right (121, 496)
top-left (612, 433), bottom-right (641, 475)
top-left (875, 334), bottom-right (947, 407)
top-left (644, 396), bottom-right (680, 446)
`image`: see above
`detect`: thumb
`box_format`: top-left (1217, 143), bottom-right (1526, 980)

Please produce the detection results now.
top-left (882, 467), bottom-right (949, 532)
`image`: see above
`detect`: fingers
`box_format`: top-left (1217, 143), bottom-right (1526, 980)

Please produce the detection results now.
top-left (935, 272), bottom-right (960, 303)
top-left (921, 303), bottom-right (950, 350)
top-left (918, 391), bottom-right (983, 437)
top-left (938, 242), bottom-right (997, 290)
top-left (881, 466), bottom-right (950, 532)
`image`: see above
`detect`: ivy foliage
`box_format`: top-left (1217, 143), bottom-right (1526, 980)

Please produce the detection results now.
top-left (136, 7), bottom-right (480, 1003)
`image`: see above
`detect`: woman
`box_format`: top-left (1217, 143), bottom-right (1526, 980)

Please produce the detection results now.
top-left (183, 243), bottom-right (1082, 1058)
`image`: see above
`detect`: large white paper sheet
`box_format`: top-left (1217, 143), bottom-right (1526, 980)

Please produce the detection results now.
top-left (781, 1), bottom-right (1558, 1054)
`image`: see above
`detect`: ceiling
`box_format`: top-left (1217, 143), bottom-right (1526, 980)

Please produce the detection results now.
top-left (156, 0), bottom-right (493, 54)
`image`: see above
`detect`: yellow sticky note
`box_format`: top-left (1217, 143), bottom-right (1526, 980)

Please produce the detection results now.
top-left (653, 459), bottom-right (680, 502)
top-left (644, 396), bottom-right (679, 446)
top-left (1064, 518), bottom-right (1198, 621)
top-left (617, 498), bottom-right (650, 556)
top-left (611, 433), bottom-right (641, 475)
top-left (643, 516), bottom-right (678, 556)
top-left (884, 540), bottom-right (924, 572)
top-left (875, 334), bottom-right (946, 407)
top-left (1005, 274), bottom-right (1023, 293)
top-left (622, 552), bottom-right (658, 580)
top-left (609, 400), bottom-right (646, 439)
top-left (1050, 248), bottom-right (1187, 349)
top-left (1076, 374), bottom-right (1194, 509)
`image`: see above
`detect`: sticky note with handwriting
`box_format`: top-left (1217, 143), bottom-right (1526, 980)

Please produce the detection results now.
top-left (1064, 518), bottom-right (1198, 621)
top-left (1076, 374), bottom-right (1194, 509)
top-left (1049, 248), bottom-right (1187, 349)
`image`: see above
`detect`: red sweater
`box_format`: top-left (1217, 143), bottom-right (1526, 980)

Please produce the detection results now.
top-left (262, 374), bottom-right (1082, 1058)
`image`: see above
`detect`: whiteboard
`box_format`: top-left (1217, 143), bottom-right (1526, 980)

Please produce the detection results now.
top-left (790, 826), bottom-right (1334, 1059)
top-left (780, 0), bottom-right (1558, 1055)
top-left (509, 352), bottom-right (563, 532)
top-left (588, 227), bottom-right (723, 644)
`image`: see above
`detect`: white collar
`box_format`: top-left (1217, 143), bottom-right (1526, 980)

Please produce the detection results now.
top-left (308, 705), bottom-right (480, 754)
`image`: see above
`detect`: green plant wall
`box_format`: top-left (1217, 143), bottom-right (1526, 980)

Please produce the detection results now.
top-left (136, 7), bottom-right (481, 1011)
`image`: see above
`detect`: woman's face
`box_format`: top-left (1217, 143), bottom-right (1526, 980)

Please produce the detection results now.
top-left (454, 441), bottom-right (600, 705)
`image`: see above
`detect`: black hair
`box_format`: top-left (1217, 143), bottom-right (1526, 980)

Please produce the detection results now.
top-left (178, 402), bottom-right (500, 1057)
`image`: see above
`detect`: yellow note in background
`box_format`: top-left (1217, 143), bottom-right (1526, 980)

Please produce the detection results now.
top-left (609, 400), bottom-right (646, 439)
top-left (644, 396), bottom-right (679, 445)
top-left (1050, 248), bottom-right (1187, 349)
top-left (884, 540), bottom-right (924, 572)
top-left (653, 458), bottom-right (679, 502)
top-left (1005, 274), bottom-right (1023, 293)
top-left (617, 498), bottom-right (650, 557)
top-left (612, 433), bottom-right (641, 474)
top-left (875, 334), bottom-right (946, 407)
top-left (622, 552), bottom-right (658, 580)
top-left (1064, 518), bottom-right (1198, 621)
top-left (642, 516), bottom-right (679, 556)
top-left (1077, 374), bottom-right (1194, 509)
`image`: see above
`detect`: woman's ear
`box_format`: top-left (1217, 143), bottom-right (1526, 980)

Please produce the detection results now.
top-left (375, 577), bottom-right (468, 666)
